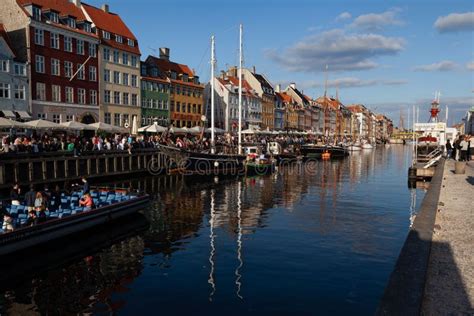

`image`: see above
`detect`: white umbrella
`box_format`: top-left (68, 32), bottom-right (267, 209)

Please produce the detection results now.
top-left (88, 122), bottom-right (128, 133)
top-left (24, 119), bottom-right (65, 130)
top-left (169, 127), bottom-right (187, 134)
top-left (138, 122), bottom-right (166, 133)
top-left (0, 117), bottom-right (28, 129)
top-left (131, 116), bottom-right (138, 135)
top-left (241, 128), bottom-right (256, 134)
top-left (60, 121), bottom-right (96, 131)
top-left (189, 126), bottom-right (204, 134)
top-left (205, 127), bottom-right (225, 134)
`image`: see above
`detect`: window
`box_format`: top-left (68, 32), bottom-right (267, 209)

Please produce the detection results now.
top-left (90, 90), bottom-right (97, 105)
top-left (0, 83), bottom-right (10, 99)
top-left (50, 33), bottom-right (60, 49)
top-left (176, 102), bottom-right (180, 112)
top-left (115, 35), bottom-right (122, 43)
top-left (0, 60), bottom-right (9, 72)
top-left (64, 61), bottom-right (73, 78)
top-left (83, 23), bottom-right (91, 33)
top-left (131, 56), bottom-right (137, 67)
top-left (37, 113), bottom-right (46, 120)
top-left (114, 113), bottom-right (121, 126)
top-left (122, 73), bottom-right (129, 86)
top-left (77, 40), bottom-right (84, 55)
top-left (176, 85), bottom-right (181, 95)
top-left (15, 64), bottom-right (26, 76)
top-left (131, 75), bottom-right (137, 87)
top-left (52, 114), bottom-right (60, 123)
top-left (104, 90), bottom-right (111, 103)
top-left (122, 53), bottom-right (128, 65)
top-left (113, 51), bottom-right (119, 63)
top-left (104, 112), bottom-right (111, 124)
top-left (35, 55), bottom-right (45, 73)
top-left (114, 91), bottom-right (120, 104)
top-left (36, 82), bottom-right (46, 100)
top-left (64, 36), bottom-right (72, 52)
top-left (123, 114), bottom-right (129, 126)
top-left (103, 47), bottom-right (110, 61)
top-left (102, 31), bottom-right (110, 39)
top-left (78, 88), bottom-right (86, 104)
top-left (67, 18), bottom-right (76, 28)
top-left (89, 43), bottom-right (96, 57)
top-left (14, 85), bottom-right (25, 100)
top-left (65, 87), bottom-right (74, 103)
top-left (32, 6), bottom-right (41, 21)
top-left (76, 63), bottom-right (85, 80)
top-left (51, 59), bottom-right (60, 76)
top-left (34, 28), bottom-right (44, 45)
top-left (104, 69), bottom-right (110, 82)
top-left (89, 66), bottom-right (97, 81)
top-left (66, 115), bottom-right (73, 122)
top-left (113, 71), bottom-right (120, 84)
top-left (131, 94), bottom-right (137, 106)
top-left (128, 39), bottom-right (135, 47)
top-left (52, 85), bottom-right (61, 102)
top-left (122, 92), bottom-right (129, 105)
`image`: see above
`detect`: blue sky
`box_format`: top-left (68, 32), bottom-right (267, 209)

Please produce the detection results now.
top-left (85, 0), bottom-right (473, 125)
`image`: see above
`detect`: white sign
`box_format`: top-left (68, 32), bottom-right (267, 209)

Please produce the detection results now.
top-left (414, 122), bottom-right (446, 132)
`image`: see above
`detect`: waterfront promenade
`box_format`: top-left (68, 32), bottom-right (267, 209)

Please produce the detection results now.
top-left (422, 160), bottom-right (474, 314)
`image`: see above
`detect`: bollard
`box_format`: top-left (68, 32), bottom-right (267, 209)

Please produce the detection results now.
top-left (454, 161), bottom-right (466, 174)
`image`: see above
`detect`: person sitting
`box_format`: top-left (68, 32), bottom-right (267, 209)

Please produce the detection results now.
top-left (24, 209), bottom-right (38, 227)
top-left (10, 183), bottom-right (21, 206)
top-left (2, 213), bottom-right (14, 232)
top-left (79, 192), bottom-right (94, 211)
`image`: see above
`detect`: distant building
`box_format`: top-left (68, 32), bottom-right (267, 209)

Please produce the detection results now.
top-left (0, 24), bottom-right (29, 120)
top-left (242, 68), bottom-right (274, 130)
top-left (140, 60), bottom-right (170, 126)
top-left (274, 85), bottom-right (285, 130)
top-left (463, 106), bottom-right (474, 135)
top-left (145, 49), bottom-right (204, 128)
top-left (276, 91), bottom-right (298, 131)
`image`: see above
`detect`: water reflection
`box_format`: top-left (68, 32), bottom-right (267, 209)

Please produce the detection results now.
top-left (0, 146), bottom-right (424, 315)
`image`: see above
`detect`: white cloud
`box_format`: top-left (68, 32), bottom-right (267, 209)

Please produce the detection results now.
top-left (351, 8), bottom-right (404, 32)
top-left (467, 61), bottom-right (474, 71)
top-left (335, 12), bottom-right (352, 22)
top-left (434, 12), bottom-right (474, 33)
top-left (266, 29), bottom-right (405, 73)
top-left (413, 60), bottom-right (458, 72)
top-left (303, 77), bottom-right (408, 89)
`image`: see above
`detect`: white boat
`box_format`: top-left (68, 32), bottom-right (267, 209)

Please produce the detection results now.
top-left (361, 143), bottom-right (374, 150)
top-left (348, 145), bottom-right (362, 151)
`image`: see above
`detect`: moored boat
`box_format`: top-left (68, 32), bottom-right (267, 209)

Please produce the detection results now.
top-left (300, 144), bottom-right (348, 159)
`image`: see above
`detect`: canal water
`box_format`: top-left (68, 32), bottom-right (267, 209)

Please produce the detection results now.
top-left (0, 146), bottom-right (425, 315)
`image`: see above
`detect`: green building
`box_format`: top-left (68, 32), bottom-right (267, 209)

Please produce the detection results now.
top-left (140, 62), bottom-right (170, 126)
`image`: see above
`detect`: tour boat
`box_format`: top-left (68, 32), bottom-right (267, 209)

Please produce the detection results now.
top-left (0, 189), bottom-right (150, 256)
top-left (300, 144), bottom-right (349, 159)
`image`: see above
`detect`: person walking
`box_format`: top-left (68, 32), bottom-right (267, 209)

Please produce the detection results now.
top-left (24, 184), bottom-right (36, 212)
top-left (445, 139), bottom-right (453, 159)
top-left (460, 136), bottom-right (468, 161)
top-left (81, 176), bottom-right (90, 194)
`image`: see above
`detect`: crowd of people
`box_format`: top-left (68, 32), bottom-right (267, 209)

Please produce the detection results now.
top-left (1, 177), bottom-right (92, 233)
top-left (445, 135), bottom-right (472, 161)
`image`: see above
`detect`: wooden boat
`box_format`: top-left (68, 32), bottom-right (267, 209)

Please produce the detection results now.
top-left (0, 190), bottom-right (150, 256)
top-left (158, 144), bottom-right (245, 176)
top-left (300, 144), bottom-right (348, 159)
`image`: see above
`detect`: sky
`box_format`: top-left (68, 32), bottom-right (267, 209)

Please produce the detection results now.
top-left (85, 0), bottom-right (474, 125)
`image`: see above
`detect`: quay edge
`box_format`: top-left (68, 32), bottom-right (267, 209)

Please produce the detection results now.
top-left (376, 159), bottom-right (445, 315)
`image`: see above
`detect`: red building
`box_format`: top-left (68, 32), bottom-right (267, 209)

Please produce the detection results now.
top-left (1, 0), bottom-right (100, 123)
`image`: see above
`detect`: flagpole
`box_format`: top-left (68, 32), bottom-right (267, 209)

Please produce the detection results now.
top-left (238, 24), bottom-right (243, 155)
top-left (211, 35), bottom-right (216, 154)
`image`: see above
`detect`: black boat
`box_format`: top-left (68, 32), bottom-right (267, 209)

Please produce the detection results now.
top-left (158, 144), bottom-right (246, 176)
top-left (300, 144), bottom-right (349, 159)
top-left (0, 190), bottom-right (150, 256)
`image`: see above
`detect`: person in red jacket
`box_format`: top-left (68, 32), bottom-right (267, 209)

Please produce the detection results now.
top-left (79, 193), bottom-right (94, 211)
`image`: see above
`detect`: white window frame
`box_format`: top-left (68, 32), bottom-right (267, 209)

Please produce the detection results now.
top-left (35, 55), bottom-right (45, 73)
top-left (103, 47), bottom-right (110, 61)
top-left (64, 61), bottom-right (73, 78)
top-left (114, 91), bottom-right (120, 104)
top-left (34, 28), bottom-right (44, 46)
top-left (90, 90), bottom-right (97, 105)
top-left (51, 58), bottom-right (60, 76)
top-left (65, 87), bottom-right (74, 103)
top-left (102, 31), bottom-right (110, 39)
top-left (0, 60), bottom-right (9, 72)
top-left (115, 35), bottom-right (123, 43)
top-left (52, 84), bottom-right (61, 102)
top-left (104, 90), bottom-right (111, 104)
top-left (14, 84), bottom-right (25, 100)
top-left (78, 88), bottom-right (86, 104)
top-left (64, 36), bottom-right (72, 52)
top-left (50, 11), bottom-right (59, 23)
top-left (50, 32), bottom-right (60, 49)
top-left (76, 63), bottom-right (85, 80)
top-left (89, 66), bottom-right (97, 81)
top-left (36, 82), bottom-right (46, 100)
top-left (88, 43), bottom-right (96, 57)
top-left (122, 73), bottom-right (129, 86)
top-left (0, 83), bottom-right (10, 99)
top-left (128, 39), bottom-right (135, 47)
top-left (77, 39), bottom-right (84, 55)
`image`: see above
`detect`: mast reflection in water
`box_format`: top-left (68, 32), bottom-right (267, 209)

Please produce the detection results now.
top-left (0, 146), bottom-right (425, 315)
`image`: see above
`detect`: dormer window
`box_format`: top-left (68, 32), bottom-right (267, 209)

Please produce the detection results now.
top-left (67, 17), bottom-right (76, 28)
top-left (32, 6), bottom-right (42, 21)
top-left (49, 11), bottom-right (59, 23)
top-left (170, 71), bottom-right (177, 80)
top-left (182, 74), bottom-right (189, 82)
top-left (115, 35), bottom-right (123, 43)
top-left (83, 23), bottom-right (91, 33)
top-left (151, 68), bottom-right (158, 77)
top-left (102, 31), bottom-right (110, 39)
top-left (128, 39), bottom-right (135, 47)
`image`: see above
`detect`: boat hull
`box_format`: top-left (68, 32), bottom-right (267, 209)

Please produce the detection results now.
top-left (300, 146), bottom-right (349, 159)
top-left (245, 162), bottom-right (275, 176)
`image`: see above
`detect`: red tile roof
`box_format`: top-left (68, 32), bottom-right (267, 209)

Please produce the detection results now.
top-left (146, 55), bottom-right (194, 77)
top-left (17, 0), bottom-right (87, 20)
top-left (0, 24), bottom-right (16, 58)
top-left (81, 2), bottom-right (140, 55)
top-left (276, 92), bottom-right (293, 104)
top-left (217, 76), bottom-right (256, 97)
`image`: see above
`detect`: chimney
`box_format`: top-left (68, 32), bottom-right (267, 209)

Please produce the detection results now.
top-left (252, 65), bottom-right (256, 73)
top-left (102, 4), bottom-right (109, 13)
top-left (159, 47), bottom-right (170, 61)
top-left (290, 82), bottom-right (296, 89)
top-left (275, 84), bottom-right (281, 93)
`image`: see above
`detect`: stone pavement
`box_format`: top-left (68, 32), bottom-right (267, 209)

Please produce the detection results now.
top-left (422, 160), bottom-right (474, 315)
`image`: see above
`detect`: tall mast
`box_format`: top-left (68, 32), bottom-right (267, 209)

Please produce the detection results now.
top-left (238, 24), bottom-right (243, 155)
top-left (210, 35), bottom-right (216, 154)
